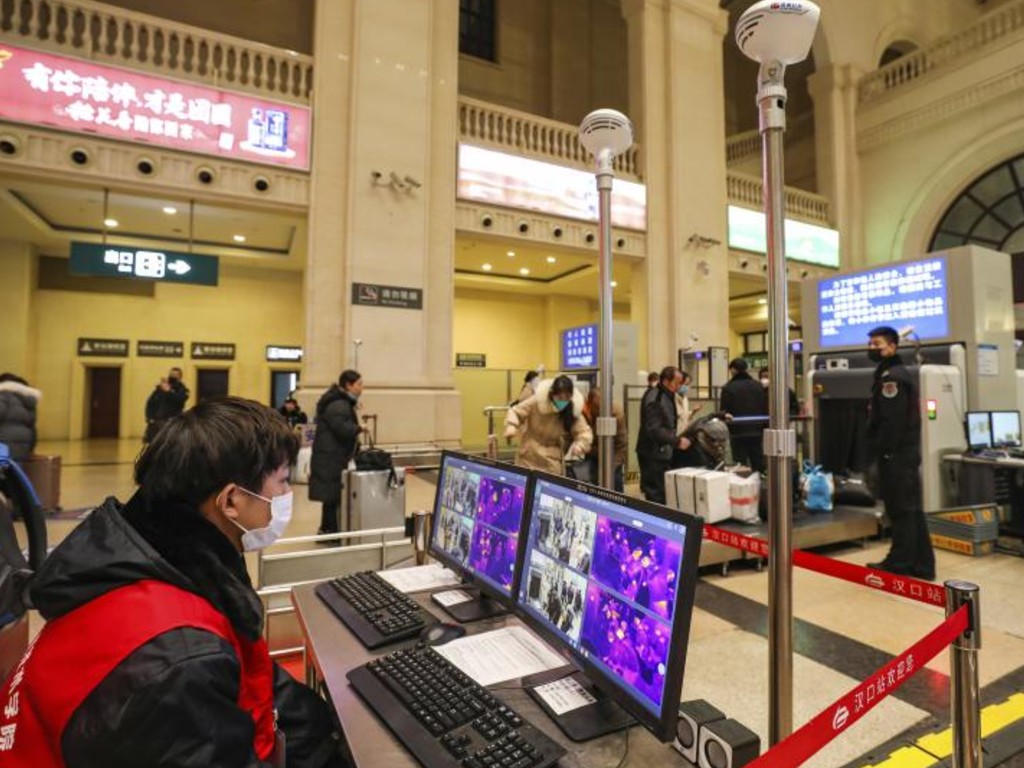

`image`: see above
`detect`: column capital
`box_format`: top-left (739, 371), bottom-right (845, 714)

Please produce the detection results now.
top-left (623, 0), bottom-right (729, 36)
top-left (807, 63), bottom-right (867, 101)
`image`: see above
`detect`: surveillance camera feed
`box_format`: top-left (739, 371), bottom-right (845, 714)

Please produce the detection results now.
top-left (430, 453), bottom-right (530, 597)
top-left (517, 476), bottom-right (697, 725)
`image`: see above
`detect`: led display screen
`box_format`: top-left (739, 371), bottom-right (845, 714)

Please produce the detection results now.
top-left (562, 324), bottom-right (597, 370)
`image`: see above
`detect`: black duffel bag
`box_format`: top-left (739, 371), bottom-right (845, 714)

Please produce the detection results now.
top-left (833, 472), bottom-right (875, 507)
top-left (354, 435), bottom-right (400, 489)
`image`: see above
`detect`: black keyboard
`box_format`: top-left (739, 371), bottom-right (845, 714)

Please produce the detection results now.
top-left (315, 571), bottom-right (433, 649)
top-left (348, 647), bottom-right (565, 768)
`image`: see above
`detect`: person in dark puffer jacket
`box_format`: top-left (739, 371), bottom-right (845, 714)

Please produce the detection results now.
top-left (309, 370), bottom-right (364, 535)
top-left (0, 373), bottom-right (41, 462)
top-left (0, 397), bottom-right (349, 768)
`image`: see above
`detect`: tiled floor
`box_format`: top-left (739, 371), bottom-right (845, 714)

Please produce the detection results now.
top-left (17, 440), bottom-right (1024, 767)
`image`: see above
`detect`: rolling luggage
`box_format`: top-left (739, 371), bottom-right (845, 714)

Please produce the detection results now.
top-left (22, 455), bottom-right (61, 513)
top-left (343, 467), bottom-right (406, 531)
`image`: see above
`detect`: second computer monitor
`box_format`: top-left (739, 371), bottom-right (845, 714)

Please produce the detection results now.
top-left (430, 452), bottom-right (531, 619)
top-left (965, 411), bottom-right (993, 451)
top-left (515, 472), bottom-right (703, 742)
top-left (991, 410), bottom-right (1022, 449)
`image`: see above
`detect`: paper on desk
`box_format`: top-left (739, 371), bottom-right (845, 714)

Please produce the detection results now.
top-left (376, 564), bottom-right (461, 593)
top-left (434, 626), bottom-right (567, 687)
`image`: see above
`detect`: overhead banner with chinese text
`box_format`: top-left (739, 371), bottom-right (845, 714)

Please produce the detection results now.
top-left (0, 43), bottom-right (311, 170)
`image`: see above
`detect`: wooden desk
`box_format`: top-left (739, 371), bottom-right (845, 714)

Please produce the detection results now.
top-left (291, 583), bottom-right (688, 768)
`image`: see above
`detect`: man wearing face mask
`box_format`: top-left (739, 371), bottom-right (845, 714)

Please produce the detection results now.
top-left (144, 366), bottom-right (190, 443)
top-left (0, 398), bottom-right (347, 767)
top-left (865, 326), bottom-right (935, 581)
top-left (636, 366), bottom-right (690, 503)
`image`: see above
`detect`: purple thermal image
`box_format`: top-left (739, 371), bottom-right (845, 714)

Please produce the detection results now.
top-left (475, 478), bottom-right (524, 534)
top-left (589, 517), bottom-right (682, 621)
top-left (580, 583), bottom-right (671, 707)
top-left (468, 525), bottom-right (517, 592)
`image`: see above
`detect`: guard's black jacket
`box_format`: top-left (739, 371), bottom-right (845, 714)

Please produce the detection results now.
top-left (636, 385), bottom-right (678, 460)
top-left (26, 494), bottom-right (344, 768)
top-left (866, 353), bottom-right (920, 460)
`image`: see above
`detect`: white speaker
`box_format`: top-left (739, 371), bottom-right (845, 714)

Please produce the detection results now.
top-left (673, 700), bottom-right (725, 764)
top-left (697, 718), bottom-right (760, 768)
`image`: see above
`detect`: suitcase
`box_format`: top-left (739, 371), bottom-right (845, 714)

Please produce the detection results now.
top-left (22, 455), bottom-right (61, 513)
top-left (290, 446), bottom-right (312, 485)
top-left (343, 467), bottom-right (406, 531)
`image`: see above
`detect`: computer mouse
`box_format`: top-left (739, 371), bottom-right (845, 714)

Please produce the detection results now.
top-left (419, 622), bottom-right (467, 646)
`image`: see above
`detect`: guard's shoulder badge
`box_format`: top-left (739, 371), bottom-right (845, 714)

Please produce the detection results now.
top-left (881, 381), bottom-right (899, 399)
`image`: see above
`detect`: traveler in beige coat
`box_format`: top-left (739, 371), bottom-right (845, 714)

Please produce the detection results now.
top-left (504, 376), bottom-right (593, 474)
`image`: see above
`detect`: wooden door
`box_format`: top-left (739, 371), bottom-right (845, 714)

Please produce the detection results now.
top-left (88, 367), bottom-right (121, 438)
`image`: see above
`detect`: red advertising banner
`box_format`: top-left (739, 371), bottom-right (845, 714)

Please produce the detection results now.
top-left (0, 43), bottom-right (310, 169)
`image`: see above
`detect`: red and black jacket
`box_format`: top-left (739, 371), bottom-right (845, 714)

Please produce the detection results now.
top-left (0, 494), bottom-right (342, 768)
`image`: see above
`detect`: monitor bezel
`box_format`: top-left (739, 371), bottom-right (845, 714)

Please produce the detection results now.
top-left (964, 411), bottom-right (993, 451)
top-left (512, 470), bottom-right (704, 742)
top-left (990, 410), bottom-right (1022, 449)
top-left (429, 450), bottom-right (534, 605)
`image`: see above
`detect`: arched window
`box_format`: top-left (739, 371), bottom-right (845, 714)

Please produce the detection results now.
top-left (879, 40), bottom-right (918, 68)
top-left (929, 154), bottom-right (1024, 255)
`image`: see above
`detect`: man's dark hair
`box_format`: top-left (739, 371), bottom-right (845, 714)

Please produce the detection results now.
top-left (169, 367), bottom-right (183, 376)
top-left (647, 372), bottom-right (659, 385)
top-left (338, 369), bottom-right (362, 389)
top-left (135, 397), bottom-right (298, 505)
top-left (0, 373), bottom-right (28, 385)
top-left (524, 370), bottom-right (539, 384)
top-left (868, 326), bottom-right (900, 346)
top-left (680, 371), bottom-right (691, 384)
top-left (729, 358), bottom-right (748, 373)
top-left (758, 367), bottom-right (769, 379)
top-left (659, 366), bottom-right (680, 384)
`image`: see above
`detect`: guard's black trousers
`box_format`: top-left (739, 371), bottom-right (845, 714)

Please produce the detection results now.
top-left (639, 458), bottom-right (670, 505)
top-left (878, 455), bottom-right (935, 576)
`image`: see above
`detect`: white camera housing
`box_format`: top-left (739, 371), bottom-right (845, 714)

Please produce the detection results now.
top-left (735, 0), bottom-right (820, 65)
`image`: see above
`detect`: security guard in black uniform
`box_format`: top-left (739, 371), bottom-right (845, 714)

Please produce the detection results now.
top-left (865, 326), bottom-right (936, 580)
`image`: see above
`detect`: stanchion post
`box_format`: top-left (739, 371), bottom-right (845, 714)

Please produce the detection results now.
top-left (946, 580), bottom-right (982, 768)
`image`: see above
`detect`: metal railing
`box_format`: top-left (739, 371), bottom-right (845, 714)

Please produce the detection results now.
top-left (727, 169), bottom-right (831, 225)
top-left (858, 0), bottom-right (1024, 105)
top-left (0, 0), bottom-right (314, 102)
top-left (726, 112), bottom-right (815, 165)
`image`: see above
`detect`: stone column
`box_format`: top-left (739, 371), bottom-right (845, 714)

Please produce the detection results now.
top-left (623, 0), bottom-right (732, 371)
top-left (808, 64), bottom-right (864, 269)
top-left (0, 241), bottom-right (36, 378)
top-left (298, 0), bottom-right (461, 446)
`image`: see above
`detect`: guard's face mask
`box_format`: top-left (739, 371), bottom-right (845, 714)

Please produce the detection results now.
top-left (230, 488), bottom-right (294, 551)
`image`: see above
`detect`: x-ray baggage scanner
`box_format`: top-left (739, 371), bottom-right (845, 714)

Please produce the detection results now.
top-left (800, 246), bottom-right (1016, 513)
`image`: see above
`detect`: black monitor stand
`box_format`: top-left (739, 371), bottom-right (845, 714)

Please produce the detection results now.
top-left (431, 586), bottom-right (509, 623)
top-left (522, 668), bottom-right (635, 742)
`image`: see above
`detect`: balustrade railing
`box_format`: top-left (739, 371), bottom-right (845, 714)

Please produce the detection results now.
top-left (727, 169), bottom-right (830, 224)
top-left (0, 0), bottom-right (313, 102)
top-left (726, 111), bottom-right (814, 165)
top-left (859, 0), bottom-right (1024, 105)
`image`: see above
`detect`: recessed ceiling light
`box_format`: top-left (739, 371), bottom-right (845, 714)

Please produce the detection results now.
top-left (103, 218), bottom-right (118, 228)
top-left (162, 206), bottom-right (177, 215)
top-left (758, 297), bottom-right (768, 305)
top-left (233, 234), bottom-right (246, 243)
top-left (610, 280), bottom-right (618, 288)
top-left (546, 256), bottom-right (557, 264)
top-left (519, 267), bottom-right (530, 276)
top-left (481, 263), bottom-right (492, 271)
top-left (507, 250), bottom-right (515, 257)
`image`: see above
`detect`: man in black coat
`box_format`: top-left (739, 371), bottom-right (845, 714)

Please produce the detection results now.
top-left (865, 326), bottom-right (935, 580)
top-left (720, 358), bottom-right (768, 472)
top-left (144, 366), bottom-right (190, 442)
top-left (635, 366), bottom-right (690, 504)
top-left (309, 370), bottom-right (364, 535)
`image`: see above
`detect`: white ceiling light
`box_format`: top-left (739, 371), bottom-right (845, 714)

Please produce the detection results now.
top-left (103, 218), bottom-right (118, 228)
top-left (162, 206), bottom-right (178, 215)
top-left (610, 280), bottom-right (618, 288)
top-left (519, 267), bottom-right (530, 276)
top-left (481, 263), bottom-right (492, 271)
top-left (233, 234), bottom-right (247, 243)
top-left (758, 297), bottom-right (768, 305)
top-left (546, 256), bottom-right (557, 264)
top-left (507, 250), bottom-right (515, 257)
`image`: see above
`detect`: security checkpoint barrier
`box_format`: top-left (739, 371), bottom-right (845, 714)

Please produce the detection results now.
top-left (702, 524), bottom-right (982, 768)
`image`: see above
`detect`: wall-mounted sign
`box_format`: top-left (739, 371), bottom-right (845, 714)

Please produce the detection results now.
top-left (728, 205), bottom-right (840, 268)
top-left (352, 282), bottom-right (423, 310)
top-left (458, 144), bottom-right (647, 231)
top-left (191, 342), bottom-right (236, 360)
top-left (0, 42), bottom-right (311, 169)
top-left (456, 353), bottom-right (487, 368)
top-left (561, 324), bottom-right (598, 370)
top-left (266, 345), bottom-right (303, 362)
top-left (138, 340), bottom-right (184, 358)
top-left (70, 242), bottom-right (219, 286)
top-left (77, 337), bottom-right (128, 357)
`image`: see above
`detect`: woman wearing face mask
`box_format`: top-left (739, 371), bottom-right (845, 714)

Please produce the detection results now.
top-left (309, 369), bottom-right (364, 536)
top-left (504, 375), bottom-right (593, 474)
top-left (671, 372), bottom-right (707, 469)
top-left (0, 397), bottom-right (347, 768)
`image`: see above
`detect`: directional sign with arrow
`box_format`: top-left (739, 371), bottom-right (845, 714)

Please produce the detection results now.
top-left (70, 242), bottom-right (219, 286)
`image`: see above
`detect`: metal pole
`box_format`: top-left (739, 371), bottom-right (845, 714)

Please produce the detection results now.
top-left (946, 580), bottom-right (982, 768)
top-left (596, 165), bottom-right (616, 490)
top-left (759, 59), bottom-right (797, 745)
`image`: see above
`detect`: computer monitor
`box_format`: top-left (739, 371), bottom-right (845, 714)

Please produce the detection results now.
top-left (965, 411), bottom-right (993, 451)
top-left (991, 410), bottom-right (1022, 449)
top-left (514, 472), bottom-right (703, 743)
top-left (429, 451), bottom-right (532, 622)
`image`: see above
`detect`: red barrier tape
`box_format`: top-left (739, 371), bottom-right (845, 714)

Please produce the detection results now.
top-left (747, 605), bottom-right (969, 768)
top-left (702, 525), bottom-right (947, 608)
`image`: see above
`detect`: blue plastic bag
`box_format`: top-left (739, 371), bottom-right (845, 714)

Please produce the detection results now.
top-left (800, 460), bottom-right (834, 513)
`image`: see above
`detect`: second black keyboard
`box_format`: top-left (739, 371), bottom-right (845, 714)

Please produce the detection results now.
top-left (348, 646), bottom-right (566, 768)
top-left (315, 571), bottom-right (434, 649)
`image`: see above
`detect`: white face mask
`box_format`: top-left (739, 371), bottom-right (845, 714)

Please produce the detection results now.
top-left (230, 487), bottom-right (293, 551)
